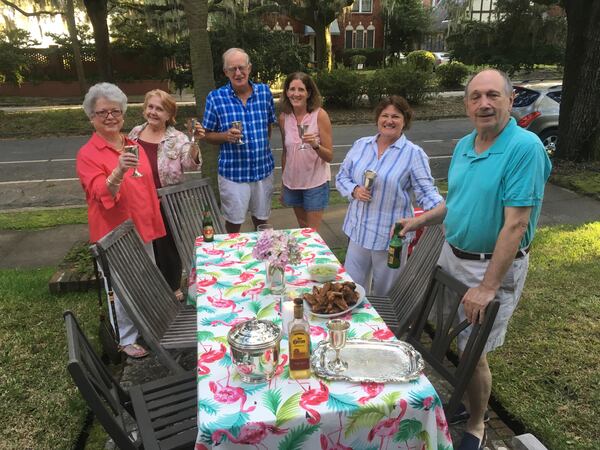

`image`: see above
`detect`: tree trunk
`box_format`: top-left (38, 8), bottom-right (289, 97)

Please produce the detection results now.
top-left (64, 0), bottom-right (87, 94)
top-left (557, 1), bottom-right (600, 161)
top-left (182, 0), bottom-right (219, 196)
top-left (314, 23), bottom-right (333, 71)
top-left (83, 0), bottom-right (112, 82)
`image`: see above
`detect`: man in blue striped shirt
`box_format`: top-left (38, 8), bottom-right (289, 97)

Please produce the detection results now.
top-left (203, 48), bottom-right (276, 233)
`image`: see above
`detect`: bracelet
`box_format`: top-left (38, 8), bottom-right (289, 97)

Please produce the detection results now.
top-left (106, 176), bottom-right (121, 187)
top-left (111, 169), bottom-right (124, 182)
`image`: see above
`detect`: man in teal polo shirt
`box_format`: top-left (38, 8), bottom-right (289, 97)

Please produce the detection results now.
top-left (400, 69), bottom-right (551, 450)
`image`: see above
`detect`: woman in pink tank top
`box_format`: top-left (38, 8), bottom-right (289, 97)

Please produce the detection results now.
top-left (278, 72), bottom-right (333, 230)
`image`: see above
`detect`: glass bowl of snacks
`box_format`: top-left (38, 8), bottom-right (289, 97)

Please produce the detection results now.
top-left (308, 263), bottom-right (338, 283)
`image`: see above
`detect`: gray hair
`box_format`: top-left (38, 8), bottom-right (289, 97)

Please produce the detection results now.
top-left (82, 82), bottom-right (128, 119)
top-left (464, 69), bottom-right (513, 97)
top-left (222, 48), bottom-right (251, 68)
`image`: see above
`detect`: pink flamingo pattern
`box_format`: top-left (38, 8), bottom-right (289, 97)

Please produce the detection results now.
top-left (209, 367), bottom-right (256, 413)
top-left (207, 290), bottom-right (243, 313)
top-left (212, 422), bottom-right (288, 449)
top-left (194, 228), bottom-right (452, 449)
top-left (297, 380), bottom-right (330, 424)
top-left (368, 399), bottom-right (408, 450)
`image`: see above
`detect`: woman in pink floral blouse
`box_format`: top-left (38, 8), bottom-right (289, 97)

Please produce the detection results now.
top-left (129, 89), bottom-right (204, 300)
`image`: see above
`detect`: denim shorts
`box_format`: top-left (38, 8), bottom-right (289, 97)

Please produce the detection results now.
top-left (282, 182), bottom-right (329, 211)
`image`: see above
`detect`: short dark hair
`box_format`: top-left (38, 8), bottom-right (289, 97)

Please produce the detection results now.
top-left (279, 72), bottom-right (322, 114)
top-left (374, 95), bottom-right (413, 130)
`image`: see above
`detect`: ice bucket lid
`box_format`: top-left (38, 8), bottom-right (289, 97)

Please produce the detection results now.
top-left (228, 318), bottom-right (281, 350)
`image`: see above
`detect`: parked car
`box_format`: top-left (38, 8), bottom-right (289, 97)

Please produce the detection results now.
top-left (432, 52), bottom-right (451, 66)
top-left (511, 82), bottom-right (561, 156)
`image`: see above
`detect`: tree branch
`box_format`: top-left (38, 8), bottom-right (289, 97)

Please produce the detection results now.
top-left (0, 0), bottom-right (63, 16)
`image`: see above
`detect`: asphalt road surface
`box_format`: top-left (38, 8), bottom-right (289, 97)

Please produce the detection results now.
top-left (0, 118), bottom-right (473, 210)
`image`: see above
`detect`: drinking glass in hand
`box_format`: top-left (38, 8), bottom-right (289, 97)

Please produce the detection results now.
top-left (124, 144), bottom-right (143, 177)
top-left (297, 124), bottom-right (309, 150)
top-left (231, 121), bottom-right (244, 145)
top-left (188, 118), bottom-right (198, 143)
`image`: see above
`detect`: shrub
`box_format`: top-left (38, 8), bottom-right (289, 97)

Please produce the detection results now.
top-left (340, 48), bottom-right (385, 68)
top-left (436, 61), bottom-right (470, 89)
top-left (406, 50), bottom-right (435, 72)
top-left (350, 54), bottom-right (367, 69)
top-left (315, 68), bottom-right (362, 107)
top-left (364, 64), bottom-right (435, 105)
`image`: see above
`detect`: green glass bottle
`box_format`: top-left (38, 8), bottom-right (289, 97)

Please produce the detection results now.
top-left (387, 223), bottom-right (404, 269)
top-left (202, 211), bottom-right (214, 242)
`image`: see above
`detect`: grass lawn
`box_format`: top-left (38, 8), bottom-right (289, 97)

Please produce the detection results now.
top-left (0, 267), bottom-right (98, 450)
top-left (490, 223), bottom-right (600, 450)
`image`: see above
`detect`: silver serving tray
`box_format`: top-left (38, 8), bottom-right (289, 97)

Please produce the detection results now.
top-left (310, 339), bottom-right (424, 383)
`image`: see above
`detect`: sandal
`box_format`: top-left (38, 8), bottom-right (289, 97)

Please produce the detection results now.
top-left (120, 343), bottom-right (149, 359)
top-left (174, 289), bottom-right (185, 302)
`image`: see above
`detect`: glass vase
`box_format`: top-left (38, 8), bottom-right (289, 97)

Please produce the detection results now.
top-left (266, 262), bottom-right (286, 295)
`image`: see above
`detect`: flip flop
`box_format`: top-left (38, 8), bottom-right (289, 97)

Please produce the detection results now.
top-left (174, 289), bottom-right (185, 302)
top-left (120, 343), bottom-right (149, 359)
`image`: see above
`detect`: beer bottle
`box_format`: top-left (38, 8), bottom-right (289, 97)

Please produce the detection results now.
top-left (202, 211), bottom-right (214, 242)
top-left (387, 222), bottom-right (404, 269)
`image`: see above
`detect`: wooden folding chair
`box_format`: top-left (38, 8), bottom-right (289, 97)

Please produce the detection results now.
top-left (405, 266), bottom-right (500, 420)
top-left (157, 178), bottom-right (225, 266)
top-left (63, 311), bottom-right (197, 450)
top-left (93, 220), bottom-right (196, 374)
top-left (368, 224), bottom-right (445, 336)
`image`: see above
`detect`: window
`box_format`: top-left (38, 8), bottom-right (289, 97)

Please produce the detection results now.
top-left (352, 0), bottom-right (372, 13)
top-left (355, 29), bottom-right (364, 49)
top-left (345, 29), bottom-right (354, 49)
top-left (366, 24), bottom-right (375, 48)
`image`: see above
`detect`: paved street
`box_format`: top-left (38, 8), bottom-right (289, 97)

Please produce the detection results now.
top-left (0, 118), bottom-right (472, 209)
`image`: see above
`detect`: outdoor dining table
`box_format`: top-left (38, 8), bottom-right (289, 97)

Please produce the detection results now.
top-left (193, 228), bottom-right (453, 450)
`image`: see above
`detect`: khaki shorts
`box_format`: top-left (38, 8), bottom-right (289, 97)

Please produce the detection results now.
top-left (218, 173), bottom-right (274, 224)
top-left (437, 241), bottom-right (529, 353)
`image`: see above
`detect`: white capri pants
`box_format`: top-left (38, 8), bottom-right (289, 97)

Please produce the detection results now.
top-left (344, 239), bottom-right (408, 297)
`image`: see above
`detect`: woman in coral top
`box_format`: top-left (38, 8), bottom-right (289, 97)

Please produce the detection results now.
top-left (129, 89), bottom-right (204, 300)
top-left (278, 72), bottom-right (333, 230)
top-left (76, 82), bottom-right (165, 359)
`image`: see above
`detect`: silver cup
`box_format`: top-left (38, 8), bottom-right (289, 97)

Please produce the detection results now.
top-left (326, 319), bottom-right (350, 373)
top-left (231, 121), bottom-right (244, 145)
top-left (124, 144), bottom-right (143, 177)
top-left (363, 169), bottom-right (377, 192)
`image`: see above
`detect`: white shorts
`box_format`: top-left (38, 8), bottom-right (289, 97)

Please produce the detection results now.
top-left (437, 241), bottom-right (529, 353)
top-left (218, 173), bottom-right (274, 224)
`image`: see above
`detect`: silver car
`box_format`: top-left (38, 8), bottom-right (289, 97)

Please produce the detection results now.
top-left (511, 82), bottom-right (561, 156)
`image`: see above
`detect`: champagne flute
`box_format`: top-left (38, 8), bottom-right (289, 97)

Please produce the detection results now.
top-left (326, 319), bottom-right (350, 373)
top-left (124, 144), bottom-right (143, 177)
top-left (188, 118), bottom-right (197, 143)
top-left (231, 121), bottom-right (244, 145)
top-left (297, 124), bottom-right (309, 150)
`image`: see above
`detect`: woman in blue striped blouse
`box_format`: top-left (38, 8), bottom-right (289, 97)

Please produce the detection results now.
top-left (336, 96), bottom-right (445, 296)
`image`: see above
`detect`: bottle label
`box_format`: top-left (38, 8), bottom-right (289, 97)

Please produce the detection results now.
top-left (203, 225), bottom-right (214, 241)
top-left (289, 331), bottom-right (310, 370)
top-left (387, 245), bottom-right (401, 268)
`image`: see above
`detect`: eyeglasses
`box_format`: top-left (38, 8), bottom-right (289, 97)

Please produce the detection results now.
top-left (94, 109), bottom-right (123, 119)
top-left (224, 64), bottom-right (249, 75)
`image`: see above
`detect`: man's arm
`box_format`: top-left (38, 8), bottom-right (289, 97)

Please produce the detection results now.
top-left (204, 128), bottom-right (241, 146)
top-left (398, 201), bottom-right (447, 236)
top-left (462, 205), bottom-right (531, 323)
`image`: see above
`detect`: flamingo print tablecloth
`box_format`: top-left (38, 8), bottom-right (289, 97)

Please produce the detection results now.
top-left (194, 228), bottom-right (453, 450)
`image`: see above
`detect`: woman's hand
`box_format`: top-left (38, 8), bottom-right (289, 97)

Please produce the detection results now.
top-left (118, 151), bottom-right (138, 173)
top-left (302, 132), bottom-right (320, 150)
top-left (193, 122), bottom-right (205, 140)
top-left (352, 185), bottom-right (372, 202)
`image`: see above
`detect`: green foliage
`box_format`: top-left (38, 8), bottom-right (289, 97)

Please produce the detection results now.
top-left (0, 207), bottom-right (88, 230)
top-left (448, 0), bottom-right (566, 74)
top-left (341, 48), bottom-right (385, 68)
top-left (350, 54), bottom-right (367, 68)
top-left (382, 0), bottom-right (432, 54)
top-left (315, 68), bottom-right (363, 107)
top-left (406, 50), bottom-right (435, 72)
top-left (0, 28), bottom-right (39, 85)
top-left (209, 14), bottom-right (311, 86)
top-left (436, 61), bottom-right (470, 89)
top-left (364, 64), bottom-right (435, 105)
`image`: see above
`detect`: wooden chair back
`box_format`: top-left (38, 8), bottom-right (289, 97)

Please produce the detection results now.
top-left (406, 266), bottom-right (500, 419)
top-left (157, 178), bottom-right (225, 265)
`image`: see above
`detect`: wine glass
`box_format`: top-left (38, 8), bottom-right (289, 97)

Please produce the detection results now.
top-left (123, 144), bottom-right (143, 177)
top-left (188, 118), bottom-right (197, 143)
top-left (231, 121), bottom-right (244, 145)
top-left (326, 319), bottom-right (350, 373)
top-left (297, 124), bottom-right (309, 150)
